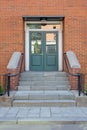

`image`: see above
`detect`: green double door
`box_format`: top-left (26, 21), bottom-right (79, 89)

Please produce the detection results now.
top-left (30, 31), bottom-right (58, 71)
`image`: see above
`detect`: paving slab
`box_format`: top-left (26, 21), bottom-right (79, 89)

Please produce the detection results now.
top-left (18, 117), bottom-right (87, 125)
top-left (0, 107), bottom-right (87, 125)
top-left (0, 124), bottom-right (87, 130)
top-left (0, 117), bottom-right (17, 124)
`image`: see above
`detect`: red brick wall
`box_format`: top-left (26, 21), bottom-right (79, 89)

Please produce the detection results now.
top-left (0, 0), bottom-right (87, 86)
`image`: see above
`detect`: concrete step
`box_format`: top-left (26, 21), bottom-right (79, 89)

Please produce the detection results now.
top-left (21, 71), bottom-right (67, 78)
top-left (20, 76), bottom-right (68, 81)
top-left (19, 81), bottom-right (69, 86)
top-left (14, 91), bottom-right (75, 100)
top-left (13, 100), bottom-right (76, 107)
top-left (18, 85), bottom-right (70, 91)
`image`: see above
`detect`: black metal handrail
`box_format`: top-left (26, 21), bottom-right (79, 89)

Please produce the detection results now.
top-left (7, 53), bottom-right (24, 96)
top-left (64, 53), bottom-right (82, 96)
top-left (0, 53), bottom-right (24, 97)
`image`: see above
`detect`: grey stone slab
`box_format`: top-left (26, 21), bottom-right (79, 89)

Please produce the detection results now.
top-left (21, 71), bottom-right (66, 77)
top-left (1, 107), bottom-right (87, 125)
top-left (6, 114), bottom-right (17, 118)
top-left (18, 117), bottom-right (87, 125)
top-left (17, 109), bottom-right (29, 113)
top-left (27, 108), bottom-right (40, 117)
top-left (1, 124), bottom-right (87, 130)
top-left (16, 109), bottom-right (29, 118)
top-left (0, 108), bottom-right (10, 117)
top-left (43, 72), bottom-right (66, 76)
top-left (0, 96), bottom-right (13, 107)
top-left (55, 77), bottom-right (68, 81)
top-left (76, 96), bottom-right (87, 107)
top-left (51, 107), bottom-right (62, 114)
top-left (7, 107), bottom-right (19, 114)
top-left (66, 51), bottom-right (81, 68)
top-left (30, 85), bottom-right (70, 91)
top-left (40, 108), bottom-right (51, 118)
top-left (40, 107), bottom-right (50, 111)
top-left (77, 103), bottom-right (87, 107)
top-left (21, 76), bottom-right (56, 81)
top-left (14, 95), bottom-right (29, 100)
top-left (41, 112), bottom-right (49, 117)
top-left (0, 117), bottom-right (17, 124)
top-left (13, 100), bottom-right (29, 107)
top-left (18, 118), bottom-right (57, 125)
top-left (17, 110), bottom-right (29, 114)
top-left (19, 81), bottom-right (69, 86)
top-left (80, 108), bottom-right (87, 115)
top-left (16, 114), bottom-right (28, 118)
top-left (7, 52), bottom-right (21, 69)
top-left (14, 90), bottom-right (75, 100)
top-left (28, 107), bottom-right (40, 114)
top-left (19, 107), bottom-right (31, 110)
top-left (28, 91), bottom-right (44, 94)
top-left (13, 99), bottom-right (76, 107)
top-left (28, 114), bottom-right (40, 118)
top-left (20, 76), bottom-right (69, 82)
top-left (29, 94), bottom-right (58, 100)
top-left (51, 107), bottom-right (87, 118)
top-left (15, 91), bottom-right (29, 94)
top-left (18, 86), bottom-right (31, 91)
top-left (0, 107), bottom-right (10, 112)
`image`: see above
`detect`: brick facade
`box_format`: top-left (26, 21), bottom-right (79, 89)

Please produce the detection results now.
top-left (0, 0), bottom-right (87, 88)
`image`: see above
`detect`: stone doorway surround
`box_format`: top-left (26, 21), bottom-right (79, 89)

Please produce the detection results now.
top-left (24, 20), bottom-right (63, 71)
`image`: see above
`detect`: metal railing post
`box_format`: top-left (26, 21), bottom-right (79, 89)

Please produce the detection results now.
top-left (78, 73), bottom-right (81, 96)
top-left (7, 73), bottom-right (11, 96)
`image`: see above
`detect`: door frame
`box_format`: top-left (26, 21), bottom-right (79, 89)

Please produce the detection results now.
top-left (25, 21), bottom-right (63, 71)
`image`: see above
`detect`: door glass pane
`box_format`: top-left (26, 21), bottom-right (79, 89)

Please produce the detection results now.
top-left (31, 32), bottom-right (42, 54)
top-left (46, 32), bottom-right (56, 54)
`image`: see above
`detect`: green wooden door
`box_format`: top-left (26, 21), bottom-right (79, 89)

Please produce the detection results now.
top-left (30, 31), bottom-right (58, 71)
top-left (30, 31), bottom-right (43, 71)
top-left (44, 31), bottom-right (58, 71)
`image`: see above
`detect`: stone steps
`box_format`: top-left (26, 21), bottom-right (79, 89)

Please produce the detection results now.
top-left (21, 71), bottom-right (67, 77)
top-left (18, 85), bottom-right (70, 91)
top-left (13, 100), bottom-right (76, 107)
top-left (19, 81), bottom-right (69, 86)
top-left (13, 71), bottom-right (76, 107)
top-left (14, 91), bottom-right (75, 100)
top-left (20, 76), bottom-right (68, 81)
top-left (1, 107), bottom-right (87, 124)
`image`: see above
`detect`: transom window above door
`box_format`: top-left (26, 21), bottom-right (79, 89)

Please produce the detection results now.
top-left (26, 23), bottom-right (62, 30)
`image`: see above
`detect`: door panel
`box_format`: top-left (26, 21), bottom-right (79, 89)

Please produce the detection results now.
top-left (30, 32), bottom-right (43, 71)
top-left (44, 32), bottom-right (58, 71)
top-left (46, 55), bottom-right (56, 66)
top-left (31, 55), bottom-right (42, 66)
top-left (30, 31), bottom-right (58, 71)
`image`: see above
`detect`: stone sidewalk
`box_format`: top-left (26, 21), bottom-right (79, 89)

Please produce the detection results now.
top-left (0, 124), bottom-right (87, 130)
top-left (0, 107), bottom-right (87, 124)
